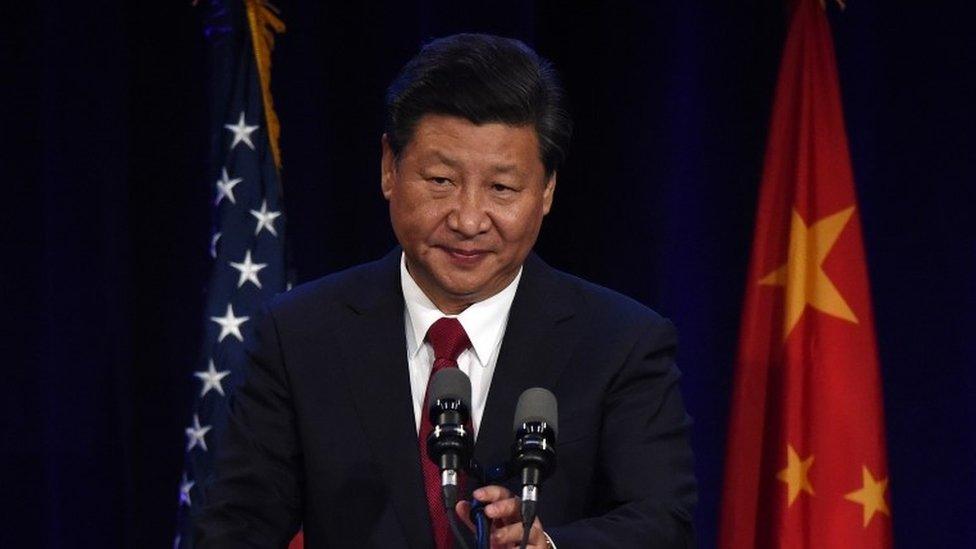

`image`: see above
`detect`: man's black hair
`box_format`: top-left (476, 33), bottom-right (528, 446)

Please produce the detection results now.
top-left (385, 33), bottom-right (572, 177)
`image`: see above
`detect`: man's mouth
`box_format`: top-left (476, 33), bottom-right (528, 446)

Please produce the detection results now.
top-left (445, 247), bottom-right (487, 256)
top-left (439, 246), bottom-right (490, 264)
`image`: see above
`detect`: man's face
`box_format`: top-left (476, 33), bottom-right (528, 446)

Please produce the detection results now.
top-left (382, 114), bottom-right (555, 312)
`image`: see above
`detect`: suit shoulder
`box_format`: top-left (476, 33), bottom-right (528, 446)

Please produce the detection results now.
top-left (542, 266), bottom-right (679, 358)
top-left (549, 267), bottom-right (672, 331)
top-left (266, 256), bottom-right (392, 320)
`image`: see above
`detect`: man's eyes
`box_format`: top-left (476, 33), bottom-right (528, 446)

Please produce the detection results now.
top-left (423, 177), bottom-right (518, 193)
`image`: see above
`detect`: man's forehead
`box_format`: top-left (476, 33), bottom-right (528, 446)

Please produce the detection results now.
top-left (417, 148), bottom-right (520, 174)
top-left (410, 114), bottom-right (534, 139)
top-left (404, 115), bottom-right (539, 164)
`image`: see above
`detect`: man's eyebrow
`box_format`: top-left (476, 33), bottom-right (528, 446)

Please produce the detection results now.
top-left (426, 150), bottom-right (518, 174)
top-left (429, 150), bottom-right (459, 168)
top-left (490, 163), bottom-right (517, 174)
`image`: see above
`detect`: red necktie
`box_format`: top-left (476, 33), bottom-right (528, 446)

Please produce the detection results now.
top-left (419, 317), bottom-right (471, 549)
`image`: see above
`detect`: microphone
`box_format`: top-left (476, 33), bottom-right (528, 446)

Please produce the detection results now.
top-left (511, 388), bottom-right (558, 549)
top-left (425, 368), bottom-right (474, 549)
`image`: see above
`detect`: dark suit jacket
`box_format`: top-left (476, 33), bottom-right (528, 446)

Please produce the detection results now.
top-left (195, 249), bottom-right (696, 548)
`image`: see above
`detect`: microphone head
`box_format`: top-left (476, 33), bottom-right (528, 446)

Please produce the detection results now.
top-left (428, 368), bottom-right (472, 410)
top-left (513, 387), bottom-right (558, 439)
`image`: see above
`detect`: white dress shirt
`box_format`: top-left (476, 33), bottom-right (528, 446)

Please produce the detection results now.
top-left (400, 253), bottom-right (521, 439)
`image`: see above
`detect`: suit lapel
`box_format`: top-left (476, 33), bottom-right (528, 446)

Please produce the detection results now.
top-left (337, 249), bottom-right (434, 548)
top-left (474, 253), bottom-right (579, 478)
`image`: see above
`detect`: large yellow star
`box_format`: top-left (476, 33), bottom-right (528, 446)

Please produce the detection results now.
top-left (777, 444), bottom-right (815, 506)
top-left (844, 465), bottom-right (890, 527)
top-left (759, 206), bottom-right (859, 339)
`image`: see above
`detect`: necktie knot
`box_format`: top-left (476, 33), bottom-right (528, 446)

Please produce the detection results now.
top-left (426, 317), bottom-right (470, 362)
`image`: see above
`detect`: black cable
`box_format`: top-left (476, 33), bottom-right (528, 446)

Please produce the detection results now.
top-left (442, 484), bottom-right (472, 549)
top-left (446, 509), bottom-right (472, 549)
top-left (519, 498), bottom-right (536, 549)
top-left (519, 499), bottom-right (536, 549)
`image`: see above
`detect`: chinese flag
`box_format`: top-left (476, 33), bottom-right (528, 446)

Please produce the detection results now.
top-left (719, 1), bottom-right (893, 547)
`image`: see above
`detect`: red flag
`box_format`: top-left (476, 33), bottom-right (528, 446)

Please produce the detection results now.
top-left (719, 1), bottom-right (893, 547)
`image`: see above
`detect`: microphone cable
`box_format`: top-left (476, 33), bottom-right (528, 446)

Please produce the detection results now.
top-left (470, 497), bottom-right (489, 549)
top-left (518, 508), bottom-right (532, 549)
top-left (518, 491), bottom-right (536, 549)
top-left (441, 482), bottom-right (472, 549)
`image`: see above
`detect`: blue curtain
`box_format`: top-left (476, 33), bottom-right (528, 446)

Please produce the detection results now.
top-left (6, 1), bottom-right (973, 547)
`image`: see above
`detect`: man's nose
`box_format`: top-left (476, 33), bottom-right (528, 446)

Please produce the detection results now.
top-left (447, 188), bottom-right (491, 237)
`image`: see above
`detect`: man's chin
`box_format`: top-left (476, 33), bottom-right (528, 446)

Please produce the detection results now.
top-left (439, 282), bottom-right (490, 301)
top-left (439, 271), bottom-right (521, 302)
top-left (425, 272), bottom-right (493, 299)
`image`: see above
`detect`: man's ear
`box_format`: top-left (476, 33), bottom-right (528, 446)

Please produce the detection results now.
top-left (381, 133), bottom-right (395, 200)
top-left (542, 172), bottom-right (557, 215)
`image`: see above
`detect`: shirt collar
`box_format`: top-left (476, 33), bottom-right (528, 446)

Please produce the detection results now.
top-left (400, 252), bottom-right (522, 366)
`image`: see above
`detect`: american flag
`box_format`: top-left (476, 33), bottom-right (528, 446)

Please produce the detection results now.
top-left (175, 1), bottom-right (292, 547)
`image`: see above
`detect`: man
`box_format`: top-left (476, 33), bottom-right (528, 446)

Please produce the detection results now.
top-left (196, 33), bottom-right (696, 548)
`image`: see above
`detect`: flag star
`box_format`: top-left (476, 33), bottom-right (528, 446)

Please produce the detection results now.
top-left (179, 473), bottom-right (195, 506)
top-left (210, 304), bottom-right (249, 342)
top-left (185, 414), bottom-right (212, 452)
top-left (210, 232), bottom-right (222, 259)
top-left (759, 206), bottom-right (859, 339)
top-left (224, 111), bottom-right (259, 150)
top-left (250, 199), bottom-right (282, 236)
top-left (229, 250), bottom-right (268, 289)
top-left (777, 444), bottom-right (815, 506)
top-left (215, 168), bottom-right (243, 205)
top-left (844, 465), bottom-right (890, 527)
top-left (194, 360), bottom-right (231, 397)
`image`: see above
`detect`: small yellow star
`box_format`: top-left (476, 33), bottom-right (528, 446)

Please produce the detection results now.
top-left (759, 206), bottom-right (859, 339)
top-left (777, 444), bottom-right (815, 506)
top-left (844, 465), bottom-right (890, 527)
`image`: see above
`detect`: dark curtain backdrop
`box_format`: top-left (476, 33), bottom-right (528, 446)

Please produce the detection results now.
top-left (5, 1), bottom-right (974, 547)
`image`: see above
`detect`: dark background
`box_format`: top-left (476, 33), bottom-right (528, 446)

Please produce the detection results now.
top-left (5, 1), bottom-right (974, 547)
